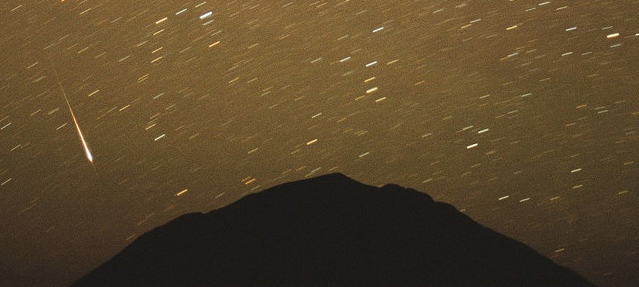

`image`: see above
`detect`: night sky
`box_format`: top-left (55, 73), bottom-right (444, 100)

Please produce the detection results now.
top-left (1, 0), bottom-right (637, 286)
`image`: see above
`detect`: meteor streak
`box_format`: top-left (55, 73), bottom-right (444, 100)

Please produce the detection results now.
top-left (51, 62), bottom-right (94, 164)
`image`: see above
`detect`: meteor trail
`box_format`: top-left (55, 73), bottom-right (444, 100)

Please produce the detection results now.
top-left (51, 62), bottom-right (94, 164)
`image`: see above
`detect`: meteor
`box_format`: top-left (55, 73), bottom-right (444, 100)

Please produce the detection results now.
top-left (51, 62), bottom-right (94, 164)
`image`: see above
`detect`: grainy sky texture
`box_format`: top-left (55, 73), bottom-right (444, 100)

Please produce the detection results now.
top-left (1, 0), bottom-right (637, 286)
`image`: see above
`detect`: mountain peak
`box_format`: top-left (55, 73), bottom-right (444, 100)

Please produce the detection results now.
top-left (73, 174), bottom-right (593, 286)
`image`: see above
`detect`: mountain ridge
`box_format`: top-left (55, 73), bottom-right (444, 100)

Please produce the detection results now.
top-left (72, 173), bottom-right (593, 286)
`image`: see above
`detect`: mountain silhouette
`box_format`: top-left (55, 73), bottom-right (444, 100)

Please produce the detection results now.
top-left (72, 173), bottom-right (593, 286)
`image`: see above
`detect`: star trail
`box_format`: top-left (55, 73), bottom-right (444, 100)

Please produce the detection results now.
top-left (0, 1), bottom-right (637, 286)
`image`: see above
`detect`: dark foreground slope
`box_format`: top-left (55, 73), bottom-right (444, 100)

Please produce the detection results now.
top-left (73, 173), bottom-right (593, 286)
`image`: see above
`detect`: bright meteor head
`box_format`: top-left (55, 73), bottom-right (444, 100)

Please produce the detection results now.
top-left (84, 144), bottom-right (94, 163)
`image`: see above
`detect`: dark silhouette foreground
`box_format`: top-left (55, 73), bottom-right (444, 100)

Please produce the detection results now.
top-left (73, 173), bottom-right (593, 286)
